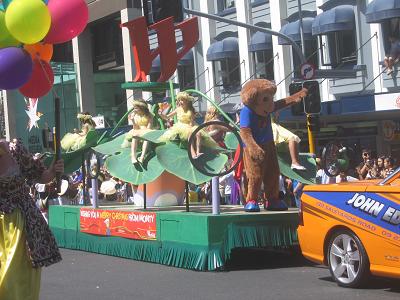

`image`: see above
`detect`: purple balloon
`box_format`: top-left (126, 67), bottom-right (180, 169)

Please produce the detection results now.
top-left (0, 47), bottom-right (33, 90)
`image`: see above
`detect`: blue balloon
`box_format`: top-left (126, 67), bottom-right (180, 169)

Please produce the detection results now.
top-left (0, 47), bottom-right (33, 90)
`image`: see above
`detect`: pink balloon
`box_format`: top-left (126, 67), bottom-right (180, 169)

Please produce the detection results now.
top-left (44, 0), bottom-right (88, 44)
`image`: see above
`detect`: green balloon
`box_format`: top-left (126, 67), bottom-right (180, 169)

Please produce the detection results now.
top-left (5, 0), bottom-right (51, 44)
top-left (0, 10), bottom-right (19, 48)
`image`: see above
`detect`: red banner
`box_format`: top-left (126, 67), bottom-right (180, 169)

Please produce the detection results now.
top-left (80, 208), bottom-right (156, 240)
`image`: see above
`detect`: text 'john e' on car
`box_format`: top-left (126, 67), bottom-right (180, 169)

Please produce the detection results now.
top-left (297, 145), bottom-right (400, 288)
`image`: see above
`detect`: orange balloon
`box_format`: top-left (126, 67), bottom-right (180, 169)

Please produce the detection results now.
top-left (23, 42), bottom-right (53, 62)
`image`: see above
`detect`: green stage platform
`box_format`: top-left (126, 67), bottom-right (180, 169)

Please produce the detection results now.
top-left (49, 205), bottom-right (299, 271)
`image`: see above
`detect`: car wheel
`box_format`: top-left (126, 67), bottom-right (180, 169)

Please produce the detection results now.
top-left (327, 229), bottom-right (370, 288)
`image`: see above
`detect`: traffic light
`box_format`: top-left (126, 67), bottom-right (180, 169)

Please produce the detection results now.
top-left (289, 82), bottom-right (304, 116)
top-left (302, 80), bottom-right (321, 114)
top-left (307, 114), bottom-right (320, 132)
top-left (143, 0), bottom-right (184, 25)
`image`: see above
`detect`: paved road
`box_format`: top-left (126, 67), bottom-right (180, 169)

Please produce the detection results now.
top-left (41, 248), bottom-right (400, 300)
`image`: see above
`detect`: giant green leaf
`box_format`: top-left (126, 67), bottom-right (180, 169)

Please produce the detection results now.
top-left (276, 146), bottom-right (316, 185)
top-left (224, 132), bottom-right (239, 150)
top-left (155, 142), bottom-right (227, 185)
top-left (105, 148), bottom-right (165, 185)
top-left (43, 150), bottom-right (85, 174)
top-left (138, 130), bottom-right (167, 144)
top-left (92, 133), bottom-right (128, 155)
top-left (43, 130), bottom-right (99, 173)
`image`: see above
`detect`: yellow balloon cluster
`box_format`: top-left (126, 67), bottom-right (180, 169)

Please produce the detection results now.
top-left (4, 0), bottom-right (51, 45)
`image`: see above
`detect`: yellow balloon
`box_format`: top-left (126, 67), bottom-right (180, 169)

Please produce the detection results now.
top-left (5, 0), bottom-right (51, 45)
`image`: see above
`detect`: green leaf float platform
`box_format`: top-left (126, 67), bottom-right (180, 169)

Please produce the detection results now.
top-left (49, 205), bottom-right (299, 271)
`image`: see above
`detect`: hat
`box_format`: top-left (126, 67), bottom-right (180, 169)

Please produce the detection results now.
top-left (77, 113), bottom-right (93, 121)
top-left (132, 99), bottom-right (148, 109)
top-left (57, 179), bottom-right (69, 196)
top-left (176, 92), bottom-right (194, 103)
top-left (100, 180), bottom-right (117, 195)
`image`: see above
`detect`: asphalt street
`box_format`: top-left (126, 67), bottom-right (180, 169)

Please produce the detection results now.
top-left (41, 248), bottom-right (400, 300)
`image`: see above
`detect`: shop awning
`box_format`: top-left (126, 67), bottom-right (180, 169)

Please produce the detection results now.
top-left (249, 31), bottom-right (273, 52)
top-left (278, 17), bottom-right (314, 45)
top-left (312, 5), bottom-right (355, 35)
top-left (151, 50), bottom-right (194, 73)
top-left (206, 37), bottom-right (239, 61)
top-left (178, 50), bottom-right (194, 66)
top-left (366, 0), bottom-right (400, 23)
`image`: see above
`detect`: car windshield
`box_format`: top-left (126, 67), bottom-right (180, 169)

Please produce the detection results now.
top-left (378, 166), bottom-right (400, 185)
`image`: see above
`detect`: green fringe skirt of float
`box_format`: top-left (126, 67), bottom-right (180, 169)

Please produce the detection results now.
top-left (50, 207), bottom-right (298, 271)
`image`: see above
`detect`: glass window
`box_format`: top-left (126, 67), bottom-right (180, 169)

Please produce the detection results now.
top-left (177, 64), bottom-right (195, 90)
top-left (293, 39), bottom-right (319, 78)
top-left (252, 50), bottom-right (274, 81)
top-left (212, 57), bottom-right (241, 92)
top-left (149, 72), bottom-right (166, 103)
top-left (217, 0), bottom-right (235, 12)
top-left (319, 31), bottom-right (357, 68)
top-left (52, 42), bottom-right (73, 63)
top-left (380, 18), bottom-right (400, 56)
top-left (92, 17), bottom-right (124, 71)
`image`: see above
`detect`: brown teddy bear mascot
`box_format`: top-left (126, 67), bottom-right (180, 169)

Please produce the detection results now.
top-left (240, 79), bottom-right (307, 212)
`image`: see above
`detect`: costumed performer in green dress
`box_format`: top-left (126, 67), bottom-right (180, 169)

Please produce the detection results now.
top-left (61, 112), bottom-right (96, 152)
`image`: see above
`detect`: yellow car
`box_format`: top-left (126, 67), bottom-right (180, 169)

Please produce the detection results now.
top-left (298, 170), bottom-right (400, 288)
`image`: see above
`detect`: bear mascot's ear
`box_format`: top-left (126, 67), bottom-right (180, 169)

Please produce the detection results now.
top-left (240, 79), bottom-right (277, 106)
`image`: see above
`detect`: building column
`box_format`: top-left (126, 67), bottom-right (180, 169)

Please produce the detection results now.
top-left (236, 0), bottom-right (253, 82)
top-left (270, 0), bottom-right (291, 99)
top-left (199, 0), bottom-right (219, 103)
top-left (2, 90), bottom-right (17, 141)
top-left (72, 28), bottom-right (96, 114)
top-left (121, 7), bottom-right (144, 113)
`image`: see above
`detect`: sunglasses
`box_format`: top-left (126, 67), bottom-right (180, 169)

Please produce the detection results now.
top-left (362, 153), bottom-right (370, 157)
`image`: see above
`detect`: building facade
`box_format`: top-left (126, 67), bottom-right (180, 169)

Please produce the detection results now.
top-left (1, 0), bottom-right (400, 160)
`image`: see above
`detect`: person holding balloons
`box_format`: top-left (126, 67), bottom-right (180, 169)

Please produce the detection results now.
top-left (0, 139), bottom-right (64, 299)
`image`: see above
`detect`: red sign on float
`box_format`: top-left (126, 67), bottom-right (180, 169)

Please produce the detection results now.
top-left (80, 208), bottom-right (157, 240)
top-left (121, 16), bottom-right (199, 82)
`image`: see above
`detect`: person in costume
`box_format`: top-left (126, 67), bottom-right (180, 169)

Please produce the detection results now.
top-left (0, 140), bottom-right (63, 300)
top-left (158, 92), bottom-right (203, 158)
top-left (271, 113), bottom-right (306, 170)
top-left (204, 106), bottom-right (227, 147)
top-left (239, 79), bottom-right (307, 212)
top-left (122, 100), bottom-right (154, 164)
top-left (61, 112), bottom-right (96, 152)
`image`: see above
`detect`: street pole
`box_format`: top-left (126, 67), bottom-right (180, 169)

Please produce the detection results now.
top-left (307, 115), bottom-right (316, 154)
top-left (297, 0), bottom-right (315, 154)
top-left (184, 8), bottom-right (306, 65)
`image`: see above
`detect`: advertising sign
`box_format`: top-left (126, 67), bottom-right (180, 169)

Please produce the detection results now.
top-left (80, 208), bottom-right (156, 240)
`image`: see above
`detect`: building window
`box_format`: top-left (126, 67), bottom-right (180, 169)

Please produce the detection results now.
top-left (217, 0), bottom-right (235, 13)
top-left (252, 50), bottom-right (274, 81)
top-left (324, 31), bottom-right (357, 68)
top-left (212, 57), bottom-right (241, 93)
top-left (149, 72), bottom-right (166, 103)
top-left (52, 42), bottom-right (73, 63)
top-left (177, 64), bottom-right (195, 90)
top-left (92, 17), bottom-right (124, 71)
top-left (380, 18), bottom-right (400, 56)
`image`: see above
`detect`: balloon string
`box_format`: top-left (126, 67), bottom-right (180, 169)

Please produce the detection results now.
top-left (35, 53), bottom-right (60, 99)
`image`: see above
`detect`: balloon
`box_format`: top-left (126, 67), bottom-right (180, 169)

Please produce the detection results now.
top-left (19, 59), bottom-right (54, 98)
top-left (24, 43), bottom-right (53, 62)
top-left (1, 0), bottom-right (48, 10)
top-left (0, 10), bottom-right (20, 48)
top-left (0, 47), bottom-right (33, 90)
top-left (44, 0), bottom-right (88, 44)
top-left (5, 0), bottom-right (51, 44)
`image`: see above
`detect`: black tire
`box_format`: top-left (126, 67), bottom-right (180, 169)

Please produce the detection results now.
top-left (327, 229), bottom-right (370, 288)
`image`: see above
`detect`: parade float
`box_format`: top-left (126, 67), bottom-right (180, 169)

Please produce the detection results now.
top-left (0, 1), bottom-right (316, 270)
